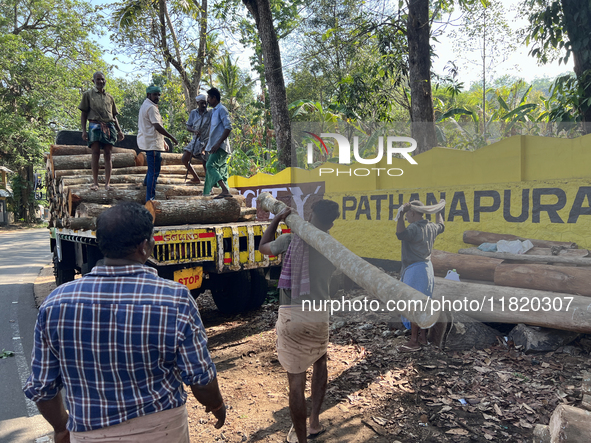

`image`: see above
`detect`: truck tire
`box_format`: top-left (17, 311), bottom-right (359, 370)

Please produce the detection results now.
top-left (210, 271), bottom-right (252, 315)
top-left (247, 269), bottom-right (268, 310)
top-left (53, 251), bottom-right (75, 286)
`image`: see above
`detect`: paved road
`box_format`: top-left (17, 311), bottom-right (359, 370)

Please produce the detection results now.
top-left (0, 229), bottom-right (53, 442)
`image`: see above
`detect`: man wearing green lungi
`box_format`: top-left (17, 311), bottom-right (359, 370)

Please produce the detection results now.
top-left (203, 87), bottom-right (233, 198)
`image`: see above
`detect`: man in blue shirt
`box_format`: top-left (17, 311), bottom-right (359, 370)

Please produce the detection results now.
top-left (24, 202), bottom-right (225, 442)
top-left (203, 87), bottom-right (233, 198)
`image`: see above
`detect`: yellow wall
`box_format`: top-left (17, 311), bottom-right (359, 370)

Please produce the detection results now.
top-left (231, 134), bottom-right (591, 260)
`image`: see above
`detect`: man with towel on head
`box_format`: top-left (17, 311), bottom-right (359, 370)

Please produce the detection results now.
top-left (259, 199), bottom-right (340, 443)
top-left (395, 200), bottom-right (445, 352)
top-left (182, 94), bottom-right (211, 184)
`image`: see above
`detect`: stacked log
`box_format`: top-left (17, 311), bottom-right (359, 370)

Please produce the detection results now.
top-left (46, 145), bottom-right (244, 229)
top-left (431, 230), bottom-right (591, 334)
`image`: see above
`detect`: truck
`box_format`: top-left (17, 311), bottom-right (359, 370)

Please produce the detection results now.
top-left (48, 131), bottom-right (286, 314)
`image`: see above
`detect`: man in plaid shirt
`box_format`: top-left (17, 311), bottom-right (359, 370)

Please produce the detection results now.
top-left (23, 202), bottom-right (225, 442)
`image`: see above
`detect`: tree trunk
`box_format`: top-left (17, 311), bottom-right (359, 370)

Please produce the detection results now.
top-left (242, 0), bottom-right (292, 168)
top-left (67, 217), bottom-right (97, 231)
top-left (145, 198), bottom-right (242, 225)
top-left (494, 263), bottom-right (591, 296)
top-left (533, 424), bottom-right (551, 443)
top-left (75, 203), bottom-right (112, 218)
top-left (50, 145), bottom-right (131, 156)
top-left (458, 248), bottom-right (591, 266)
top-left (431, 249), bottom-right (502, 281)
top-left (54, 165), bottom-right (191, 178)
top-left (52, 152), bottom-right (137, 171)
top-left (68, 188), bottom-right (165, 214)
top-left (433, 277), bottom-right (591, 333)
top-left (61, 175), bottom-right (189, 187)
top-left (406, 0), bottom-right (438, 153)
top-left (257, 192), bottom-right (440, 327)
top-left (560, 0), bottom-right (591, 134)
top-left (549, 405), bottom-right (591, 442)
top-left (525, 247), bottom-right (589, 257)
top-left (463, 230), bottom-right (578, 249)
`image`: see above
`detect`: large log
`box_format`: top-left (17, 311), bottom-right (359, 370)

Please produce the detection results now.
top-left (431, 249), bottom-right (502, 281)
top-left (525, 247), bottom-right (589, 257)
top-left (75, 203), bottom-right (112, 218)
top-left (458, 248), bottom-right (591, 267)
top-left (50, 145), bottom-right (132, 156)
top-left (68, 188), bottom-right (165, 214)
top-left (549, 405), bottom-right (591, 442)
top-left (432, 277), bottom-right (591, 333)
top-left (67, 217), bottom-right (97, 231)
top-left (494, 263), bottom-right (591, 297)
top-left (52, 152), bottom-right (137, 171)
top-left (145, 198), bottom-right (241, 225)
top-left (54, 165), bottom-right (193, 178)
top-left (463, 230), bottom-right (577, 249)
top-left (61, 175), bottom-right (191, 187)
top-left (256, 192), bottom-right (439, 328)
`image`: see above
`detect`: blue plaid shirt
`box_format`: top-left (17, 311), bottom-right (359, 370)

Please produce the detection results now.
top-left (23, 265), bottom-right (216, 432)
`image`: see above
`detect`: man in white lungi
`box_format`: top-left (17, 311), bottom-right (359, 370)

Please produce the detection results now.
top-left (259, 199), bottom-right (340, 443)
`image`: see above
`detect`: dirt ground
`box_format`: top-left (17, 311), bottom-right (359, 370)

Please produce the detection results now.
top-left (187, 286), bottom-right (591, 443)
top-left (33, 266), bottom-right (591, 443)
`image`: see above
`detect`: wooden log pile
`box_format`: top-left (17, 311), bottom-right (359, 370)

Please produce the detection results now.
top-left (46, 145), bottom-right (247, 229)
top-left (432, 230), bottom-right (591, 333)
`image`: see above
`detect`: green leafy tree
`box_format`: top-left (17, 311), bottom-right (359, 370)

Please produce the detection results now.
top-left (0, 0), bottom-right (106, 221)
top-left (523, 0), bottom-right (591, 131)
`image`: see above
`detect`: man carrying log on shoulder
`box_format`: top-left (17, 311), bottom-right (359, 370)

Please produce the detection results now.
top-left (259, 200), bottom-right (340, 443)
top-left (79, 71), bottom-right (125, 191)
top-left (182, 94), bottom-right (211, 185)
top-left (396, 200), bottom-right (445, 352)
top-left (203, 87), bottom-right (233, 198)
top-left (138, 85), bottom-right (178, 201)
top-left (23, 202), bottom-right (225, 443)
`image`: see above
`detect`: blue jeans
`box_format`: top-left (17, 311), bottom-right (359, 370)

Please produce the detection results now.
top-left (145, 150), bottom-right (162, 201)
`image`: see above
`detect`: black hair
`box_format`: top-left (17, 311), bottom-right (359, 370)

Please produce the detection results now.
top-left (311, 199), bottom-right (340, 227)
top-left (207, 87), bottom-right (221, 102)
top-left (96, 202), bottom-right (154, 258)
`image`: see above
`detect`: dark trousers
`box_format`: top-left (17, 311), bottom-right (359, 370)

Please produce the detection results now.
top-left (145, 150), bottom-right (162, 201)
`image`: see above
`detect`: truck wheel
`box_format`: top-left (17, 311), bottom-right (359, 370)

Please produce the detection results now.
top-left (247, 269), bottom-right (268, 310)
top-left (53, 252), bottom-right (75, 286)
top-left (210, 271), bottom-right (252, 315)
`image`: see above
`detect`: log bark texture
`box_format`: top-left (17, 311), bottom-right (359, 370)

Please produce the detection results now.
top-left (75, 203), bottom-right (112, 218)
top-left (431, 249), bottom-right (502, 281)
top-left (549, 405), bottom-right (591, 442)
top-left (53, 152), bottom-right (137, 170)
top-left (51, 145), bottom-right (132, 156)
top-left (145, 198), bottom-right (242, 225)
top-left (67, 217), bottom-right (97, 231)
top-left (61, 175), bottom-right (190, 186)
top-left (458, 248), bottom-right (591, 267)
top-left (54, 165), bottom-right (193, 178)
top-left (256, 192), bottom-right (439, 327)
top-left (433, 277), bottom-right (591, 333)
top-left (525, 247), bottom-right (589, 257)
top-left (463, 230), bottom-right (577, 249)
top-left (494, 263), bottom-right (591, 296)
top-left (68, 188), bottom-right (165, 213)
top-left (533, 424), bottom-right (551, 443)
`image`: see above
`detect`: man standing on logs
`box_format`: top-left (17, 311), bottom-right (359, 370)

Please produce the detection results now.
top-left (79, 71), bottom-right (125, 191)
top-left (203, 87), bottom-right (233, 198)
top-left (138, 85), bottom-right (178, 201)
top-left (23, 202), bottom-right (225, 443)
top-left (182, 94), bottom-right (211, 185)
top-left (259, 200), bottom-right (340, 443)
top-left (396, 200), bottom-right (445, 352)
